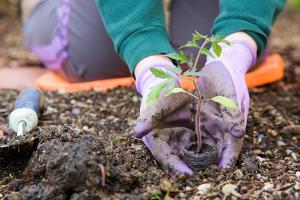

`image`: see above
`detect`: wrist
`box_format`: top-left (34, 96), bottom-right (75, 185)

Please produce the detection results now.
top-left (207, 34), bottom-right (257, 74)
top-left (134, 55), bottom-right (173, 77)
top-left (225, 32), bottom-right (257, 52)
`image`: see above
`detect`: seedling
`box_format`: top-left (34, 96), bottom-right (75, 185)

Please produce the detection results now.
top-left (149, 191), bottom-right (162, 200)
top-left (146, 32), bottom-right (237, 153)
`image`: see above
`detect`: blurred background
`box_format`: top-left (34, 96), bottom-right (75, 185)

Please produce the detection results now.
top-left (0, 0), bottom-right (299, 73)
top-left (0, 0), bottom-right (39, 71)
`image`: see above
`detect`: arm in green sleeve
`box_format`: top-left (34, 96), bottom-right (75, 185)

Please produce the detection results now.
top-left (212, 0), bottom-right (286, 56)
top-left (96, 0), bottom-right (174, 74)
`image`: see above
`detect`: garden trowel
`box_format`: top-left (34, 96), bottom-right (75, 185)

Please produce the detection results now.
top-left (0, 88), bottom-right (44, 161)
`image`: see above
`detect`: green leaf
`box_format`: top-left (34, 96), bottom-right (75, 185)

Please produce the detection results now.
top-left (164, 78), bottom-right (176, 95)
top-left (183, 68), bottom-right (207, 77)
top-left (192, 31), bottom-right (206, 41)
top-left (166, 87), bottom-right (186, 96)
top-left (222, 39), bottom-right (231, 46)
top-left (146, 82), bottom-right (167, 105)
top-left (149, 192), bottom-right (162, 200)
top-left (210, 36), bottom-right (231, 46)
top-left (150, 67), bottom-right (172, 79)
top-left (166, 78), bottom-right (176, 90)
top-left (212, 43), bottom-right (222, 57)
top-left (179, 40), bottom-right (198, 49)
top-left (166, 52), bottom-right (180, 60)
top-left (166, 66), bottom-right (182, 75)
top-left (200, 48), bottom-right (215, 58)
top-left (211, 96), bottom-right (238, 111)
top-left (166, 51), bottom-right (188, 64)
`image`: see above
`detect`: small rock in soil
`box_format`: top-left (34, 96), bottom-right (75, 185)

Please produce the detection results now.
top-left (263, 183), bottom-right (274, 192)
top-left (281, 125), bottom-right (300, 135)
top-left (286, 149), bottom-right (293, 155)
top-left (222, 184), bottom-right (241, 198)
top-left (160, 179), bottom-right (176, 193)
top-left (295, 182), bottom-right (300, 191)
top-left (256, 173), bottom-right (262, 179)
top-left (277, 141), bottom-right (286, 146)
top-left (233, 169), bottom-right (243, 180)
top-left (197, 183), bottom-right (211, 195)
top-left (296, 171), bottom-right (300, 179)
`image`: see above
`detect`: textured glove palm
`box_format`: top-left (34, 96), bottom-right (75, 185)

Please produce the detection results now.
top-left (197, 39), bottom-right (256, 168)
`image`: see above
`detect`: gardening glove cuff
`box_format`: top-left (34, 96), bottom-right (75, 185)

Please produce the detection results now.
top-left (207, 39), bottom-right (257, 75)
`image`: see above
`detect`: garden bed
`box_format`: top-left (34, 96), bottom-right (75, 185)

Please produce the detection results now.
top-left (1, 8), bottom-right (300, 200)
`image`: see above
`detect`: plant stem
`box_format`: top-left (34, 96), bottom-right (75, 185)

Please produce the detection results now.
top-left (183, 91), bottom-right (198, 100)
top-left (194, 79), bottom-right (202, 153)
top-left (195, 96), bottom-right (202, 153)
top-left (180, 75), bottom-right (203, 153)
top-left (193, 38), bottom-right (208, 153)
top-left (193, 39), bottom-right (208, 70)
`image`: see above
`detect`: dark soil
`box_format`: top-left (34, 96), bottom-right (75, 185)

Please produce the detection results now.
top-left (1, 8), bottom-right (300, 200)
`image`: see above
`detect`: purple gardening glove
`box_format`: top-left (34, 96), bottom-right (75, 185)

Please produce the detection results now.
top-left (134, 61), bottom-right (194, 175)
top-left (198, 39), bottom-right (257, 168)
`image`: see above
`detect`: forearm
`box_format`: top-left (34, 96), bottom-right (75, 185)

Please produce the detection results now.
top-left (212, 0), bottom-right (286, 56)
top-left (96, 0), bottom-right (174, 75)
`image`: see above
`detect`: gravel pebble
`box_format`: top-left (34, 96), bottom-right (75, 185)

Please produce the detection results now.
top-left (263, 183), bottom-right (274, 192)
top-left (233, 169), bottom-right (243, 180)
top-left (197, 183), bottom-right (211, 194)
top-left (286, 149), bottom-right (293, 155)
top-left (296, 171), bottom-right (300, 179)
top-left (295, 182), bottom-right (300, 191)
top-left (256, 173), bottom-right (262, 179)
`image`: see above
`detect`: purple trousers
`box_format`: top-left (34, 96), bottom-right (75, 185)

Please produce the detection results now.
top-left (23, 0), bottom-right (218, 82)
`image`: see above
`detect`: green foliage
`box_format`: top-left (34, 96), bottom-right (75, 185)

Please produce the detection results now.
top-left (146, 82), bottom-right (167, 105)
top-left (179, 40), bottom-right (198, 49)
top-left (212, 43), bottom-right (222, 57)
top-left (147, 32), bottom-right (236, 107)
top-left (167, 65), bottom-right (182, 74)
top-left (150, 67), bottom-right (172, 79)
top-left (166, 51), bottom-right (188, 64)
top-left (211, 96), bottom-right (238, 111)
top-left (200, 48), bottom-right (215, 58)
top-left (166, 87), bottom-right (186, 96)
top-left (183, 68), bottom-right (207, 77)
top-left (146, 31), bottom-right (238, 151)
top-left (192, 31), bottom-right (206, 41)
top-left (149, 192), bottom-right (162, 200)
top-left (146, 78), bottom-right (176, 105)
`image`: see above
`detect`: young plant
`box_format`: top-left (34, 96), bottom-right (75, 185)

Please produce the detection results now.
top-left (146, 32), bottom-right (238, 153)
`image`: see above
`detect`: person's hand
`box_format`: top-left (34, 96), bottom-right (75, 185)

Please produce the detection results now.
top-left (133, 57), bottom-right (194, 174)
top-left (197, 38), bottom-right (257, 168)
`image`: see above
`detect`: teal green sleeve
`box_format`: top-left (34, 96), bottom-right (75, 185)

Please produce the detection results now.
top-left (212, 0), bottom-right (286, 56)
top-left (96, 0), bottom-right (174, 75)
